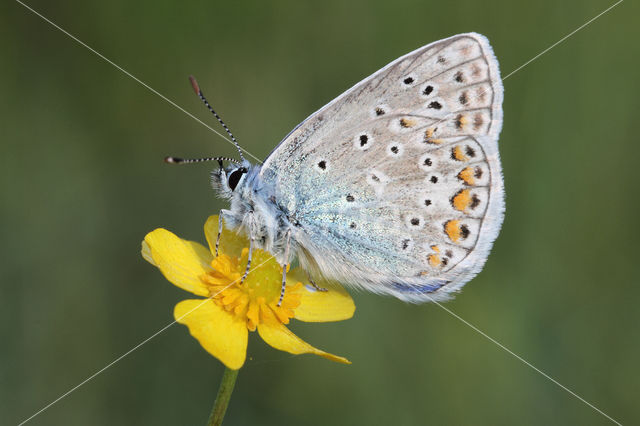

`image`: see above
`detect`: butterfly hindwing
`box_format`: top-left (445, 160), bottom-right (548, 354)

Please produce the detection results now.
top-left (259, 33), bottom-right (504, 302)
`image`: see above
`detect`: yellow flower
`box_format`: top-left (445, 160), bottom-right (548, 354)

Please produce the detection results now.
top-left (141, 216), bottom-right (355, 369)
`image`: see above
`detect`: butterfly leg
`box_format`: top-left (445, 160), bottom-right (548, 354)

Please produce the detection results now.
top-left (240, 235), bottom-right (254, 284)
top-left (277, 230), bottom-right (292, 307)
top-left (216, 209), bottom-right (232, 257)
top-left (307, 272), bottom-right (328, 292)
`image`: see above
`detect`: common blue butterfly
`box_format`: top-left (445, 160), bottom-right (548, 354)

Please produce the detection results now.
top-left (169, 33), bottom-right (504, 304)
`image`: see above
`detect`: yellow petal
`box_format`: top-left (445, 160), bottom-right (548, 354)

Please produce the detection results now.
top-left (141, 240), bottom-right (154, 265)
top-left (257, 320), bottom-right (350, 365)
top-left (204, 215), bottom-right (248, 258)
top-left (246, 301), bottom-right (260, 330)
top-left (174, 299), bottom-right (248, 370)
top-left (143, 228), bottom-right (212, 297)
top-left (286, 269), bottom-right (355, 323)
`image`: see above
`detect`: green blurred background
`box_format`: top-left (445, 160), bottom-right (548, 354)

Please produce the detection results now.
top-left (2, 0), bottom-right (638, 424)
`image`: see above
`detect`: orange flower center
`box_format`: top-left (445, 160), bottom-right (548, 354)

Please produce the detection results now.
top-left (200, 249), bottom-right (302, 331)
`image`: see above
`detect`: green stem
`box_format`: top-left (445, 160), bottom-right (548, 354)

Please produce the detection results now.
top-left (207, 367), bottom-right (239, 426)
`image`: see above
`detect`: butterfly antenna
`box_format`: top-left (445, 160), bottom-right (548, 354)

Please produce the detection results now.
top-left (189, 75), bottom-right (246, 163)
top-left (164, 156), bottom-right (240, 165)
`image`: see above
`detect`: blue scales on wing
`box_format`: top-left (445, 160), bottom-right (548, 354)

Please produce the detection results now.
top-left (258, 33), bottom-right (505, 302)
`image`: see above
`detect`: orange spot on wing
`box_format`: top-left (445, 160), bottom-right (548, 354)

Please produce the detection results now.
top-left (428, 254), bottom-right (441, 267)
top-left (457, 167), bottom-right (475, 185)
top-left (424, 127), bottom-right (442, 144)
top-left (452, 189), bottom-right (472, 211)
top-left (445, 220), bottom-right (461, 242)
top-left (400, 118), bottom-right (417, 128)
top-left (452, 146), bottom-right (468, 161)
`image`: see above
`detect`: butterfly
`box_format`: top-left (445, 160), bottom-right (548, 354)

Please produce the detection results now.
top-left (168, 32), bottom-right (504, 304)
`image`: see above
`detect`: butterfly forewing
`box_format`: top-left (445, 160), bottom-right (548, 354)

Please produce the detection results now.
top-left (260, 33), bottom-right (504, 302)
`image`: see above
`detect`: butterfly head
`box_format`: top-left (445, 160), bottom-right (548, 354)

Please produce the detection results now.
top-left (211, 160), bottom-right (251, 198)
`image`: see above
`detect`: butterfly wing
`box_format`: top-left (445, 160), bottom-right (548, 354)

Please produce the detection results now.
top-left (259, 33), bottom-right (504, 302)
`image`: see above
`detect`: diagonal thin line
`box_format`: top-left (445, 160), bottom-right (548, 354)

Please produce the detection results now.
top-left (429, 298), bottom-right (622, 425)
top-left (18, 322), bottom-right (175, 426)
top-left (423, 0), bottom-right (624, 140)
top-left (15, 1), bottom-right (625, 425)
top-left (417, 5), bottom-right (626, 425)
top-left (502, 0), bottom-right (624, 80)
top-left (14, 0), bottom-right (262, 164)
top-left (16, 254), bottom-right (276, 426)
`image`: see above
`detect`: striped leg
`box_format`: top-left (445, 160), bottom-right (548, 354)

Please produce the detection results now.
top-left (239, 211), bottom-right (254, 284)
top-left (216, 209), bottom-right (232, 257)
top-left (241, 235), bottom-right (254, 284)
top-left (307, 273), bottom-right (327, 292)
top-left (277, 231), bottom-right (292, 307)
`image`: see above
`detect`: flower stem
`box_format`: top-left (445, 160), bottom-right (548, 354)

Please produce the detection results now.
top-left (207, 367), bottom-right (239, 426)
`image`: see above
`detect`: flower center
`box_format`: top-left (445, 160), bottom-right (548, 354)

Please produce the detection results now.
top-left (200, 249), bottom-right (302, 331)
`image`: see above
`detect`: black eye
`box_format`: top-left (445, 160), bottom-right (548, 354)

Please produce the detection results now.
top-left (228, 168), bottom-right (246, 191)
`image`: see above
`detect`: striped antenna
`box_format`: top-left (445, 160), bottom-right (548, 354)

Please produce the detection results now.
top-left (164, 156), bottom-right (241, 165)
top-left (189, 75), bottom-right (246, 163)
